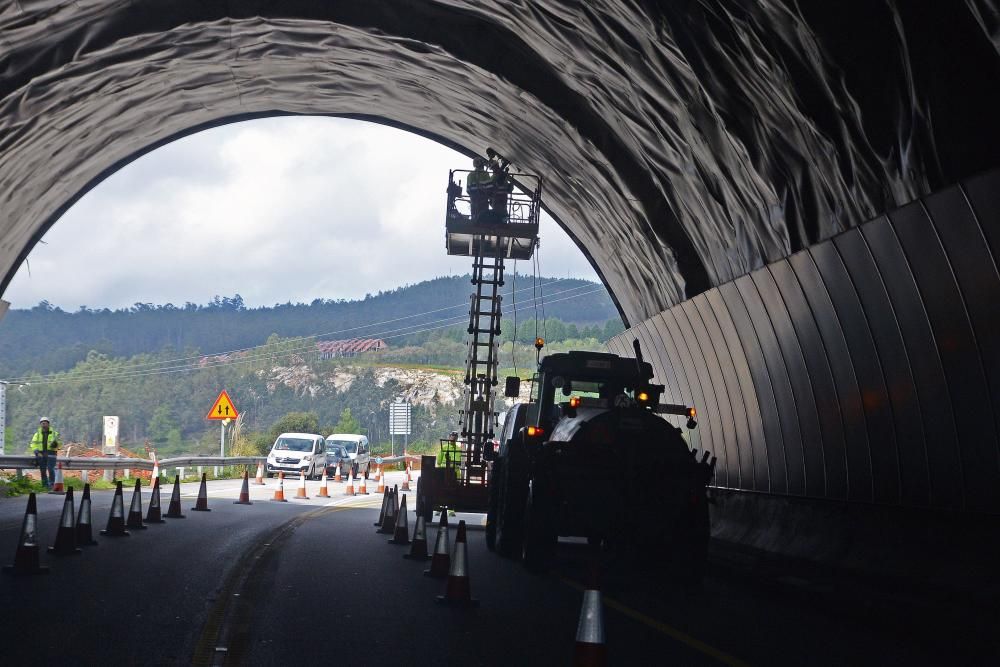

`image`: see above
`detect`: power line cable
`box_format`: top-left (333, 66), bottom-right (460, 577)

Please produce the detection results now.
top-left (15, 287), bottom-right (606, 385)
top-left (0, 277), bottom-right (589, 382)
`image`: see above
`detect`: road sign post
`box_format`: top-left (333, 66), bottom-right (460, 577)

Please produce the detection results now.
top-left (207, 392), bottom-right (238, 478)
top-left (389, 400), bottom-right (411, 457)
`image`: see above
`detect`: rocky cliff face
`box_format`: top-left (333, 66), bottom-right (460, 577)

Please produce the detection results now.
top-left (262, 363), bottom-right (532, 415)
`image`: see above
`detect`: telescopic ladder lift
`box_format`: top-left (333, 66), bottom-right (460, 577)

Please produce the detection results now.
top-left (439, 157), bottom-right (541, 509)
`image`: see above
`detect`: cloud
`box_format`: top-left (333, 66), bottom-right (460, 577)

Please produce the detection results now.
top-left (4, 117), bottom-right (599, 310)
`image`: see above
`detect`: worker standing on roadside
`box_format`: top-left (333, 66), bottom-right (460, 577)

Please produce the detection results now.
top-left (439, 431), bottom-right (462, 479)
top-left (29, 417), bottom-right (60, 490)
top-left (466, 157), bottom-right (493, 221)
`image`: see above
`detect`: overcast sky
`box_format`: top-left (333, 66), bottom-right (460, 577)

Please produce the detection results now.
top-left (4, 116), bottom-right (598, 311)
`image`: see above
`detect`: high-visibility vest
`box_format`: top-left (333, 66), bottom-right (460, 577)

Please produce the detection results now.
top-left (466, 169), bottom-right (492, 193)
top-left (29, 427), bottom-right (60, 453)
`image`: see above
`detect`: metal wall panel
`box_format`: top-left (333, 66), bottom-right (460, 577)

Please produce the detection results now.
top-left (788, 252), bottom-right (873, 503)
top-left (834, 229), bottom-right (920, 506)
top-left (768, 261), bottom-right (847, 500)
top-left (753, 267), bottom-right (826, 497)
top-left (693, 295), bottom-right (753, 490)
top-left (924, 186), bottom-right (1000, 509)
top-left (609, 170), bottom-right (1000, 512)
top-left (662, 309), bottom-right (726, 486)
top-left (652, 313), bottom-right (703, 452)
top-left (891, 201), bottom-right (1000, 510)
top-left (680, 299), bottom-right (739, 487)
top-left (719, 282), bottom-right (786, 494)
top-left (736, 274), bottom-right (805, 494)
top-left (808, 242), bottom-right (888, 503)
top-left (860, 219), bottom-right (959, 509)
top-left (706, 290), bottom-right (767, 492)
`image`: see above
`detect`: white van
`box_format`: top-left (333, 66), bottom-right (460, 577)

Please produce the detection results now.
top-left (325, 433), bottom-right (371, 479)
top-left (265, 432), bottom-right (327, 479)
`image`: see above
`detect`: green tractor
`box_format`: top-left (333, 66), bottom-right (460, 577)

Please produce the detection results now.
top-left (487, 342), bottom-right (714, 578)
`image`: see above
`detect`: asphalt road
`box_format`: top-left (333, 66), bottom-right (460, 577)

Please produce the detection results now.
top-left (0, 471), bottom-right (992, 665)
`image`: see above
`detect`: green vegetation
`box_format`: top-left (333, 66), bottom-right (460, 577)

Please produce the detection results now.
top-left (0, 275), bottom-right (624, 459)
top-left (0, 275), bottom-right (618, 377)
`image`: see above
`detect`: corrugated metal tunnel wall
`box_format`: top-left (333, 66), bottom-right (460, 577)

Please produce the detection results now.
top-left (610, 170), bottom-right (1000, 515)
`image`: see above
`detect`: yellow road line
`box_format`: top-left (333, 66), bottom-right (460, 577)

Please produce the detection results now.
top-left (559, 577), bottom-right (751, 667)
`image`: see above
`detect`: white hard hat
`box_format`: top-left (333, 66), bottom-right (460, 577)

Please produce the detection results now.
top-left (39, 416), bottom-right (50, 423)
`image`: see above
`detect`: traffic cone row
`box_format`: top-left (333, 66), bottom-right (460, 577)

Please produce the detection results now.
top-left (3, 471), bottom-right (286, 576)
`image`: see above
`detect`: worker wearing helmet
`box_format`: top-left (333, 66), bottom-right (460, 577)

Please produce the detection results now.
top-left (466, 157), bottom-right (493, 221)
top-left (29, 417), bottom-right (60, 489)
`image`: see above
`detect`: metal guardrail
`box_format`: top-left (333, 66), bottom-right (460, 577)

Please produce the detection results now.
top-left (0, 455), bottom-right (265, 471)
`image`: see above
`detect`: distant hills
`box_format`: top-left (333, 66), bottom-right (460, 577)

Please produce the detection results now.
top-left (0, 275), bottom-right (618, 377)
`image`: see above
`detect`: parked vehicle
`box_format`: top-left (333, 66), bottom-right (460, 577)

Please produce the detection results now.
top-left (265, 432), bottom-right (327, 479)
top-left (324, 444), bottom-right (350, 477)
top-left (325, 434), bottom-right (371, 479)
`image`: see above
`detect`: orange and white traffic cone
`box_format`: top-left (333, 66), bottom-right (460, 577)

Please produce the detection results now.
top-left (253, 462), bottom-right (266, 485)
top-left (76, 483), bottom-right (99, 545)
top-left (379, 487), bottom-right (398, 534)
top-left (101, 481), bottom-right (131, 537)
top-left (401, 462), bottom-right (412, 491)
top-left (374, 465), bottom-right (382, 482)
top-left (334, 462), bottom-right (343, 483)
top-left (48, 487), bottom-right (81, 556)
top-left (317, 469), bottom-right (330, 498)
top-left (377, 473), bottom-right (385, 494)
top-left (572, 576), bottom-right (607, 666)
top-left (150, 459), bottom-right (160, 485)
top-left (403, 511), bottom-right (431, 561)
top-left (146, 477), bottom-right (166, 523)
top-left (293, 471), bottom-right (309, 500)
top-left (358, 474), bottom-right (369, 496)
top-left (125, 479), bottom-right (147, 530)
top-left (435, 520), bottom-right (478, 606)
top-left (234, 470), bottom-right (253, 505)
top-left (165, 474), bottom-right (186, 518)
top-left (191, 472), bottom-right (211, 511)
top-left (389, 494), bottom-right (411, 545)
top-left (424, 510), bottom-right (450, 578)
top-left (272, 472), bottom-right (287, 502)
top-left (49, 462), bottom-right (66, 495)
top-left (2, 493), bottom-right (49, 574)
top-left (345, 473), bottom-right (356, 496)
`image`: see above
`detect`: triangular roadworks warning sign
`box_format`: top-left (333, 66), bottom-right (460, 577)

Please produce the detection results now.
top-left (207, 390), bottom-right (239, 420)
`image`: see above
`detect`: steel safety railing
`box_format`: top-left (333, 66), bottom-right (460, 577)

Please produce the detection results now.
top-left (0, 455), bottom-right (265, 471)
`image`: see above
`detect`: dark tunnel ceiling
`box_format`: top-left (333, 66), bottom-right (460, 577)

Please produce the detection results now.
top-left (1, 1), bottom-right (999, 325)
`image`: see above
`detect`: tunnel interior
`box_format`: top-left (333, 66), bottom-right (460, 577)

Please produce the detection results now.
top-left (2, 0), bottom-right (1000, 575)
